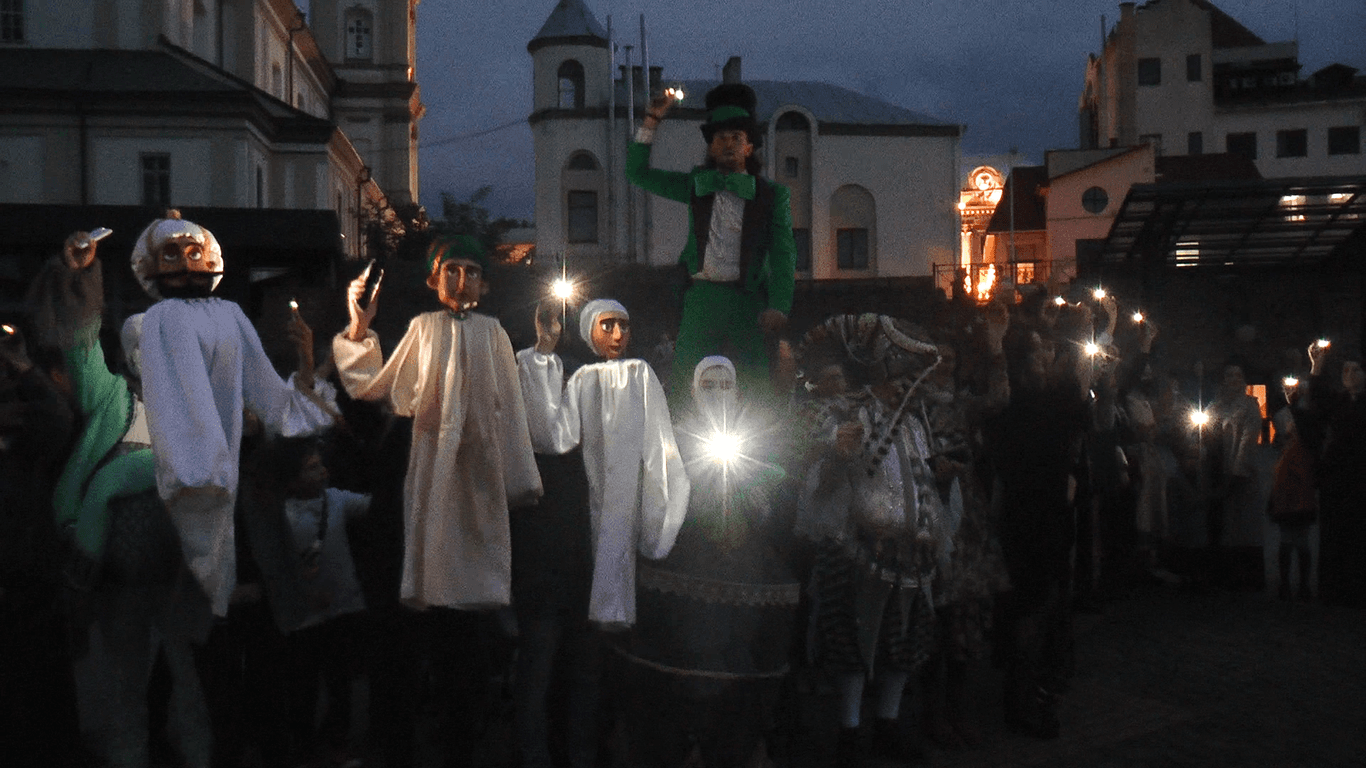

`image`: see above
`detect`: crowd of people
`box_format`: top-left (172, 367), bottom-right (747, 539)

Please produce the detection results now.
top-left (3, 83), bottom-right (1363, 768)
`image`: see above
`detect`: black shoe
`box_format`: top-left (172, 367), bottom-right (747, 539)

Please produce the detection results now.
top-left (871, 717), bottom-right (925, 762)
top-left (835, 726), bottom-right (862, 768)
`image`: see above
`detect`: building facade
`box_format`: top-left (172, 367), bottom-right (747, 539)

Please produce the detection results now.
top-left (0, 0), bottom-right (421, 263)
top-left (526, 0), bottom-right (962, 280)
top-left (1079, 0), bottom-right (1365, 178)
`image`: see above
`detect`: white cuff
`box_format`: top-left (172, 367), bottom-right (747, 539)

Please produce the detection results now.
top-left (635, 124), bottom-right (656, 144)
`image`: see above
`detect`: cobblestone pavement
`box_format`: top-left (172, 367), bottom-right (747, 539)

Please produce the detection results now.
top-left (778, 586), bottom-right (1366, 768)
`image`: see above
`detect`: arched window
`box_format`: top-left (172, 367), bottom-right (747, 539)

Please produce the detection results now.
top-left (345, 8), bottom-right (374, 61)
top-left (558, 60), bottom-right (585, 109)
top-left (830, 185), bottom-right (876, 271)
top-left (775, 111), bottom-right (810, 131)
top-left (563, 150), bottom-right (604, 244)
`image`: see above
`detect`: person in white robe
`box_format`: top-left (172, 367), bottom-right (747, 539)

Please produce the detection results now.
top-left (331, 234), bottom-right (542, 610)
top-left (517, 298), bottom-right (690, 629)
top-left (132, 212), bottom-right (333, 618)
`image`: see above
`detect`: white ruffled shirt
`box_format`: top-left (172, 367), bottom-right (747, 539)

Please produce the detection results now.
top-left (516, 350), bottom-right (690, 628)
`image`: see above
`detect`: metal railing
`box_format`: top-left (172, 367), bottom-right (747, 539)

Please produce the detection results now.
top-left (931, 260), bottom-right (1077, 301)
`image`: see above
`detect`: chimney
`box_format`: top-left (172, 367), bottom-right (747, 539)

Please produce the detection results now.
top-left (722, 56), bottom-right (742, 84)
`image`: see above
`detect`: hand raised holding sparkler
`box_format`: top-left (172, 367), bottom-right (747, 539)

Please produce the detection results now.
top-left (982, 300), bottom-right (1010, 355)
top-left (344, 262), bottom-right (383, 342)
top-left (534, 300), bottom-right (562, 354)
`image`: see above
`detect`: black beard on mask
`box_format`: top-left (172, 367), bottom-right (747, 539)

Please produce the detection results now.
top-left (155, 272), bottom-right (219, 299)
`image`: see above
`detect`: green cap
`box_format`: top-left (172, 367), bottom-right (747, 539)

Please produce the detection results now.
top-left (425, 234), bottom-right (489, 274)
top-left (707, 105), bottom-right (751, 124)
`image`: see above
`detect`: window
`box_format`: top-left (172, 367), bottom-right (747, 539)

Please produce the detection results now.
top-left (1081, 186), bottom-right (1109, 214)
top-left (775, 111), bottom-right (810, 131)
top-left (1276, 129), bottom-right (1307, 158)
top-left (567, 190), bottom-right (597, 243)
top-left (141, 154), bottom-right (171, 207)
top-left (1227, 132), bottom-right (1257, 160)
top-left (1137, 58), bottom-right (1161, 86)
top-left (784, 156), bottom-right (799, 177)
top-left (345, 9), bottom-right (373, 61)
top-left (271, 63), bottom-right (282, 99)
top-left (1, 0), bottom-right (23, 43)
top-left (255, 166), bottom-right (264, 208)
top-left (1186, 54), bottom-right (1201, 82)
top-left (1188, 131), bottom-right (1203, 155)
top-left (1328, 126), bottom-right (1361, 155)
top-left (836, 229), bottom-right (869, 269)
top-left (557, 60), bottom-right (584, 109)
top-left (1139, 133), bottom-right (1163, 156)
top-left (793, 228), bottom-right (811, 272)
top-left (566, 152), bottom-right (598, 171)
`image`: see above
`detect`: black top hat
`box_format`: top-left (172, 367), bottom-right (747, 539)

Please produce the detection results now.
top-left (701, 83), bottom-right (761, 145)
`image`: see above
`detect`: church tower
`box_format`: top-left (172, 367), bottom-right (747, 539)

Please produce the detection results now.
top-left (528, 0), bottom-right (613, 263)
top-left (309, 0), bottom-right (423, 205)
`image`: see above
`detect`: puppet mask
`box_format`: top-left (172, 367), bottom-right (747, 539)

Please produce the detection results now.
top-left (130, 212), bottom-right (224, 299)
top-left (693, 360), bottom-right (738, 418)
top-left (591, 312), bottom-right (631, 360)
top-left (429, 257), bottom-right (488, 313)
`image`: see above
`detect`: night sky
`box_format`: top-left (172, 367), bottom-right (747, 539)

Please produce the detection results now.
top-left (411, 0), bottom-right (1366, 220)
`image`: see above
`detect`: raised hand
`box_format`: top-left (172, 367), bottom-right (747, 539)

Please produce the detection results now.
top-left (982, 300), bottom-right (1010, 354)
top-left (287, 310), bottom-right (315, 391)
top-left (62, 231), bottom-right (99, 271)
top-left (345, 262), bottom-right (383, 342)
top-left (534, 301), bottom-right (562, 354)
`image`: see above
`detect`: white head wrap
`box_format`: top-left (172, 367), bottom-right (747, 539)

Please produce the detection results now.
top-left (120, 313), bottom-right (145, 380)
top-left (692, 355), bottom-right (738, 416)
top-left (579, 299), bottom-right (629, 354)
top-left (129, 211), bottom-right (223, 299)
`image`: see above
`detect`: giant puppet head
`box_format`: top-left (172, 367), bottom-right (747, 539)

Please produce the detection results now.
top-left (425, 234), bottom-right (490, 314)
top-left (579, 299), bottom-right (631, 361)
top-left (129, 210), bottom-right (224, 300)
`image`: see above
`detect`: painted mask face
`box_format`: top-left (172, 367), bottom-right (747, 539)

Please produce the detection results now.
top-left (153, 237), bottom-right (221, 296)
top-left (694, 364), bottom-right (738, 416)
top-left (591, 312), bottom-right (631, 360)
top-left (708, 128), bottom-right (753, 173)
top-left (429, 257), bottom-right (488, 313)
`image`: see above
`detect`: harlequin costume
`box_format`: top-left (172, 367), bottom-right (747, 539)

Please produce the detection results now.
top-left (625, 83), bottom-right (797, 402)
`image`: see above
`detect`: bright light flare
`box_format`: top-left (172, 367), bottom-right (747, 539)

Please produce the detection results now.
top-left (1, 324), bottom-right (14, 335)
top-left (1084, 341), bottom-right (1101, 357)
top-left (1316, 339), bottom-right (1331, 349)
top-left (288, 299), bottom-right (299, 311)
top-left (550, 278), bottom-right (575, 301)
top-left (1093, 287), bottom-right (1107, 300)
top-left (665, 87), bottom-right (685, 102)
top-left (706, 432), bottom-right (742, 465)
top-left (1132, 311), bottom-right (1144, 323)
top-left (1053, 296), bottom-right (1067, 306)
top-left (1283, 376), bottom-right (1300, 388)
top-left (1189, 409), bottom-right (1209, 427)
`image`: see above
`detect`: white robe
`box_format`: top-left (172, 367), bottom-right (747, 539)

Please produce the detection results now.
top-left (333, 311), bottom-right (542, 610)
top-left (517, 350), bottom-right (690, 628)
top-left (139, 297), bottom-right (333, 616)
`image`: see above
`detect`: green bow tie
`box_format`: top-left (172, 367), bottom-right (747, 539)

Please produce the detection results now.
top-left (694, 170), bottom-right (755, 200)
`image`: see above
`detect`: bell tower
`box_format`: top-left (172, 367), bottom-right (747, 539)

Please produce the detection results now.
top-left (309, 0), bottom-right (423, 205)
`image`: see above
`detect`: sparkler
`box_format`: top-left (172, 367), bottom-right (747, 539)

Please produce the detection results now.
top-left (1132, 311), bottom-right (1144, 323)
top-left (1093, 287), bottom-right (1107, 300)
top-left (1053, 296), bottom-right (1067, 306)
top-left (1283, 376), bottom-right (1300, 388)
top-left (1189, 409), bottom-right (1209, 427)
top-left (551, 278), bottom-right (575, 301)
top-left (1316, 339), bottom-right (1331, 349)
top-left (1084, 341), bottom-right (1101, 357)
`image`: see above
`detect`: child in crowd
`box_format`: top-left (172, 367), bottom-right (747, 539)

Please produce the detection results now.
top-left (258, 436), bottom-right (371, 766)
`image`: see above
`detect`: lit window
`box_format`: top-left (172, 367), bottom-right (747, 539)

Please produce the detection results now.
top-left (345, 9), bottom-right (373, 61)
top-left (141, 154), bottom-right (171, 207)
top-left (558, 60), bottom-right (584, 109)
top-left (1175, 240), bottom-right (1199, 268)
top-left (567, 190), bottom-right (597, 243)
top-left (1137, 58), bottom-right (1161, 86)
top-left (0, 0), bottom-right (23, 43)
top-left (836, 228), bottom-right (869, 269)
top-left (1015, 262), bottom-right (1036, 284)
top-left (1276, 129), bottom-right (1307, 158)
top-left (1280, 194), bottom-right (1306, 222)
top-left (1328, 126), bottom-right (1360, 155)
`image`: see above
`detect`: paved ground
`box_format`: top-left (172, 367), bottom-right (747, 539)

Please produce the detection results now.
top-left (404, 584), bottom-right (1365, 768)
top-left (780, 586), bottom-right (1366, 768)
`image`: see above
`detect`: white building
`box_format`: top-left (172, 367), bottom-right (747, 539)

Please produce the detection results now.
top-left (1079, 0), bottom-right (1365, 178)
top-left (0, 0), bottom-right (421, 268)
top-left (527, 0), bottom-right (962, 280)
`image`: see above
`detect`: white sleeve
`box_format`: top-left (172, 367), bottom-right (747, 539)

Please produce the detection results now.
top-left (332, 320), bottom-right (427, 416)
top-left (636, 366), bottom-right (690, 559)
top-left (235, 307), bottom-right (332, 438)
top-left (516, 347), bottom-right (581, 454)
top-left (328, 488), bottom-right (373, 521)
